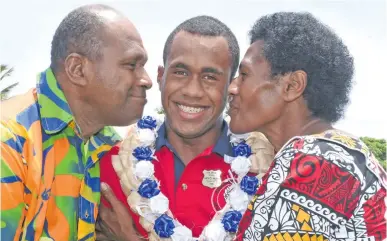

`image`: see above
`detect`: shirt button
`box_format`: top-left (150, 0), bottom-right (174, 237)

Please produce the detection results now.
top-left (182, 183), bottom-right (188, 191)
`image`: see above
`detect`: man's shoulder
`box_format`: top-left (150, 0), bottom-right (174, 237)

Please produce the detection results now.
top-left (1, 89), bottom-right (39, 125)
top-left (1, 89), bottom-right (41, 147)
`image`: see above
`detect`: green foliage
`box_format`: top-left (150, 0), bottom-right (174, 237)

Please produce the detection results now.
top-left (155, 107), bottom-right (165, 115)
top-left (360, 137), bottom-right (386, 169)
top-left (1, 64), bottom-right (19, 101)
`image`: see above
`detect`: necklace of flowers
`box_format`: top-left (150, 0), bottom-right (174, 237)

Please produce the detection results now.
top-left (112, 116), bottom-right (266, 241)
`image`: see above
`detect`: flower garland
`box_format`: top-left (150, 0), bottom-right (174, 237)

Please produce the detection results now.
top-left (112, 116), bottom-right (273, 241)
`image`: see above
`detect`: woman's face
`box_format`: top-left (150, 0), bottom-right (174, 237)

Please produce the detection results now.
top-left (227, 40), bottom-right (286, 134)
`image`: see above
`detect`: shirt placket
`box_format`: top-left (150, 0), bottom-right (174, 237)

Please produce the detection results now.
top-left (77, 139), bottom-right (99, 241)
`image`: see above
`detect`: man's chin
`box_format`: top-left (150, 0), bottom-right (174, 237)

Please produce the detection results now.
top-left (112, 113), bottom-right (143, 127)
top-left (229, 120), bottom-right (249, 134)
top-left (170, 121), bottom-right (217, 139)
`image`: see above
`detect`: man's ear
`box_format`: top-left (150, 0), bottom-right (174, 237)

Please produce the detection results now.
top-left (64, 53), bottom-right (88, 87)
top-left (282, 70), bottom-right (307, 102)
top-left (157, 65), bottom-right (165, 91)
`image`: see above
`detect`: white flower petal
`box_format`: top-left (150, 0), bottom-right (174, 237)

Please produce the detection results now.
top-left (201, 220), bottom-right (228, 241)
top-left (149, 193), bottom-right (169, 214)
top-left (171, 225), bottom-right (193, 241)
top-left (229, 186), bottom-right (249, 213)
top-left (231, 156), bottom-right (252, 176)
top-left (134, 161), bottom-right (155, 180)
top-left (137, 129), bottom-right (156, 146)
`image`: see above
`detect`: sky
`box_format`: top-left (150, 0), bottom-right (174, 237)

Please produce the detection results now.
top-left (1, 0), bottom-right (386, 138)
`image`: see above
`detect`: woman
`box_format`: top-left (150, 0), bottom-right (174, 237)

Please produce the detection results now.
top-left (228, 12), bottom-right (387, 241)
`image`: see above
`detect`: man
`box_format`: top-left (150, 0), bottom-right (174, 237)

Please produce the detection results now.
top-left (0, 4), bottom-right (151, 241)
top-left (99, 15), bottom-right (244, 239)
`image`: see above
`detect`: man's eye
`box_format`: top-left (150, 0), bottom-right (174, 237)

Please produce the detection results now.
top-left (240, 72), bottom-right (247, 81)
top-left (174, 71), bottom-right (188, 76)
top-left (203, 75), bottom-right (216, 81)
top-left (124, 62), bottom-right (137, 69)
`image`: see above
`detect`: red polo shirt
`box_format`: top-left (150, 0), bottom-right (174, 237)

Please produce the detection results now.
top-left (100, 121), bottom-right (233, 238)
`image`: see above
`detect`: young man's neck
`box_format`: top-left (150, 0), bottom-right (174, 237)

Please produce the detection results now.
top-left (166, 118), bottom-right (224, 165)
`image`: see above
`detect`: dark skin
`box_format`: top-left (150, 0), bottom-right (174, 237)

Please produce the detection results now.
top-left (56, 9), bottom-right (152, 139)
top-left (157, 31), bottom-right (232, 164)
top-left (55, 8), bottom-right (151, 240)
top-left (228, 40), bottom-right (332, 152)
top-left (97, 183), bottom-right (143, 241)
top-left (99, 31), bottom-right (234, 241)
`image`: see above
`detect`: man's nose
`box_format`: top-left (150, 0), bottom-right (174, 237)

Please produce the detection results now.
top-left (139, 69), bottom-right (152, 90)
top-left (228, 77), bottom-right (239, 95)
top-left (181, 77), bottom-right (205, 98)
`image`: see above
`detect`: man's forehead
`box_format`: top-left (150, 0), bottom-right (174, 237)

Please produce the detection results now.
top-left (104, 17), bottom-right (142, 42)
top-left (171, 31), bottom-right (228, 51)
top-left (241, 41), bottom-right (265, 66)
top-left (167, 31), bottom-right (230, 65)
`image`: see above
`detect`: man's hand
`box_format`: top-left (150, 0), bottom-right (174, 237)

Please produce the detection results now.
top-left (98, 182), bottom-right (144, 241)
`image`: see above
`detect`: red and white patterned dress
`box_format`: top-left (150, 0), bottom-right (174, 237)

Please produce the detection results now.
top-left (235, 130), bottom-right (387, 241)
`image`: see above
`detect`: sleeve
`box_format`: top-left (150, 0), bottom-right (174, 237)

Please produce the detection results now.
top-left (359, 185), bottom-right (386, 241)
top-left (0, 123), bottom-right (27, 241)
top-left (99, 145), bottom-right (148, 238)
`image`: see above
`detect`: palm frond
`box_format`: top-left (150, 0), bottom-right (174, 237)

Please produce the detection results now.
top-left (0, 64), bottom-right (8, 73)
top-left (1, 82), bottom-right (19, 101)
top-left (0, 66), bottom-right (14, 81)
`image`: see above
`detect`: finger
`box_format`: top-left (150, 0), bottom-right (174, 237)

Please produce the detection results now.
top-left (101, 182), bottom-right (123, 209)
top-left (98, 203), bottom-right (114, 223)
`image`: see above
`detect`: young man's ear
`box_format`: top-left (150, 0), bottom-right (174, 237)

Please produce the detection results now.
top-left (157, 65), bottom-right (165, 91)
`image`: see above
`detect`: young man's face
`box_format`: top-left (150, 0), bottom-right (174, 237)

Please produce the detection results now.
top-left (158, 31), bottom-right (232, 138)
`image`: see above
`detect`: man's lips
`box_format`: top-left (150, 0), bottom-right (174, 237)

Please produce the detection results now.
top-left (174, 101), bottom-right (209, 109)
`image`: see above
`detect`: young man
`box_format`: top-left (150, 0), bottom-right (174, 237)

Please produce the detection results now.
top-left (0, 4), bottom-right (151, 241)
top-left (99, 15), bottom-right (244, 239)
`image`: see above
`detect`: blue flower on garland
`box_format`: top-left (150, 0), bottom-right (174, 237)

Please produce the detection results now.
top-left (137, 116), bottom-right (157, 130)
top-left (240, 175), bottom-right (260, 195)
top-left (154, 214), bottom-right (175, 238)
top-left (232, 141), bottom-right (252, 157)
top-left (138, 179), bottom-right (160, 198)
top-left (133, 146), bottom-right (153, 161)
top-left (221, 210), bottom-right (242, 233)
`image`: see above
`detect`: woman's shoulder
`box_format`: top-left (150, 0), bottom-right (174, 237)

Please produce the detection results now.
top-left (278, 129), bottom-right (387, 190)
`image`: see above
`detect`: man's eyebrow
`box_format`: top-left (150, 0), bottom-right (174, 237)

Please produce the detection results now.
top-left (172, 62), bottom-right (189, 70)
top-left (202, 67), bottom-right (223, 75)
top-left (125, 48), bottom-right (148, 63)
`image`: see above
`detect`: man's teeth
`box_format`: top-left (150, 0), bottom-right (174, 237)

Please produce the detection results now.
top-left (178, 104), bottom-right (204, 113)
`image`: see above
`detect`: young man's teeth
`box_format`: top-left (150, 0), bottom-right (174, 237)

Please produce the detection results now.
top-left (178, 104), bottom-right (204, 113)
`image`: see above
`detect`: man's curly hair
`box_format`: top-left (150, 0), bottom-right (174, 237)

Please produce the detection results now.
top-left (249, 12), bottom-right (354, 123)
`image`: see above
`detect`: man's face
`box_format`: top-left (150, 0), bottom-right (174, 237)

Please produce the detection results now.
top-left (158, 31), bottom-right (231, 138)
top-left (85, 18), bottom-right (152, 126)
top-left (228, 40), bottom-right (285, 134)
